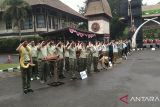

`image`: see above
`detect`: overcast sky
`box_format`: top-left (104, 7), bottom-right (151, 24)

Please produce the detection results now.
top-left (60, 0), bottom-right (160, 12)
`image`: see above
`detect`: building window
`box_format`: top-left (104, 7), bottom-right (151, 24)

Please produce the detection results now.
top-left (52, 16), bottom-right (55, 29)
top-left (36, 8), bottom-right (41, 14)
top-left (58, 17), bottom-right (62, 29)
top-left (62, 19), bottom-right (67, 28)
top-left (48, 16), bottom-right (52, 29)
top-left (53, 16), bottom-right (58, 29)
top-left (28, 17), bottom-right (33, 29)
top-left (36, 15), bottom-right (46, 28)
top-left (23, 16), bottom-right (33, 29)
top-left (6, 19), bottom-right (12, 30)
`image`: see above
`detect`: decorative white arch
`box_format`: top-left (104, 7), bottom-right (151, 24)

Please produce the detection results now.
top-left (132, 17), bottom-right (160, 48)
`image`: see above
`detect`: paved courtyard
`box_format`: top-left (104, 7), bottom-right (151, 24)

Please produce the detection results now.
top-left (0, 49), bottom-right (160, 107)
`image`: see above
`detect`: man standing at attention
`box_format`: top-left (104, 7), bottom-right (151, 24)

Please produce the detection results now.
top-left (16, 41), bottom-right (34, 94)
top-left (37, 41), bottom-right (50, 83)
top-left (28, 41), bottom-right (39, 80)
top-left (68, 42), bottom-right (78, 80)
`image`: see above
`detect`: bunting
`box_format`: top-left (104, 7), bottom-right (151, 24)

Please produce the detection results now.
top-left (69, 28), bottom-right (96, 38)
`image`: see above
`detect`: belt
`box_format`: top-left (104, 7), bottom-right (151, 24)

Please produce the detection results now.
top-left (38, 59), bottom-right (43, 61)
top-left (32, 57), bottom-right (37, 58)
top-left (24, 61), bottom-right (30, 63)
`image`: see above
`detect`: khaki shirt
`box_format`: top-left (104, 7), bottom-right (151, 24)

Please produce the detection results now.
top-left (93, 45), bottom-right (99, 57)
top-left (68, 47), bottom-right (77, 59)
top-left (79, 47), bottom-right (87, 58)
top-left (65, 50), bottom-right (69, 57)
top-left (37, 46), bottom-right (48, 59)
top-left (86, 45), bottom-right (93, 57)
top-left (56, 47), bottom-right (64, 59)
top-left (30, 46), bottom-right (37, 58)
top-left (47, 45), bottom-right (56, 55)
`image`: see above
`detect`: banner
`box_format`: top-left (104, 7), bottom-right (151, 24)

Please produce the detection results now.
top-left (69, 28), bottom-right (96, 38)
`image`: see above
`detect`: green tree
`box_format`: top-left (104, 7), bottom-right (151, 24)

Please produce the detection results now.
top-left (78, 0), bottom-right (88, 31)
top-left (107, 0), bottom-right (127, 39)
top-left (1, 0), bottom-right (31, 40)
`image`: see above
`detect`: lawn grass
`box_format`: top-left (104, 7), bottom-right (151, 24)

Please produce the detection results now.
top-left (0, 64), bottom-right (19, 70)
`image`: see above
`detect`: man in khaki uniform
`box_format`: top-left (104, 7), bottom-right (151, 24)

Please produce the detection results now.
top-left (64, 41), bottom-right (70, 72)
top-left (37, 41), bottom-right (50, 83)
top-left (68, 42), bottom-right (78, 80)
top-left (47, 41), bottom-right (56, 56)
top-left (78, 42), bottom-right (87, 72)
top-left (93, 42), bottom-right (100, 72)
top-left (47, 41), bottom-right (57, 76)
top-left (56, 41), bottom-right (65, 79)
top-left (86, 42), bottom-right (93, 74)
top-left (29, 41), bottom-right (39, 80)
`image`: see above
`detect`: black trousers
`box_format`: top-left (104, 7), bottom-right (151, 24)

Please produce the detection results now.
top-left (109, 52), bottom-right (113, 63)
top-left (31, 57), bottom-right (38, 78)
top-left (65, 57), bottom-right (69, 72)
top-left (21, 65), bottom-right (31, 91)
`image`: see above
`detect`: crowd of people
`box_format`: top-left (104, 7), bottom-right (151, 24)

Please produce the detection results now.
top-left (143, 39), bottom-right (160, 48)
top-left (16, 39), bottom-right (131, 94)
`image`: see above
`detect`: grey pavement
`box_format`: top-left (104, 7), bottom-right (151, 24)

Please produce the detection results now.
top-left (0, 49), bottom-right (160, 107)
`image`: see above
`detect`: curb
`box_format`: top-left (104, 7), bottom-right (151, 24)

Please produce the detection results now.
top-left (0, 66), bottom-right (20, 73)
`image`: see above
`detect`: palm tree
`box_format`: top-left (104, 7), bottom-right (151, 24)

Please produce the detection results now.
top-left (1, 0), bottom-right (31, 40)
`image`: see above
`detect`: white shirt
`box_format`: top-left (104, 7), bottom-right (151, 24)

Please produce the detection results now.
top-left (113, 44), bottom-right (118, 53)
top-left (102, 45), bottom-right (107, 52)
top-left (123, 43), bottom-right (127, 49)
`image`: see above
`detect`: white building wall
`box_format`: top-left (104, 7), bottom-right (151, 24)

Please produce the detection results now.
top-left (102, 18), bottom-right (110, 34)
top-left (88, 16), bottom-right (110, 34)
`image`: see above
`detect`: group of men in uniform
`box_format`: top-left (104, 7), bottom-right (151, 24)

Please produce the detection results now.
top-left (16, 39), bottom-right (131, 94)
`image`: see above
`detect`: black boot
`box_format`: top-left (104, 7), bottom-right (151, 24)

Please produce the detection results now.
top-left (59, 75), bottom-right (66, 79)
top-left (23, 89), bottom-right (28, 94)
top-left (27, 89), bottom-right (34, 93)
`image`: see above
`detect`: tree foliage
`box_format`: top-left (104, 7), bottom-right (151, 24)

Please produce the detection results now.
top-left (78, 0), bottom-right (88, 31)
top-left (1, 0), bottom-right (31, 40)
top-left (107, 0), bottom-right (127, 39)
